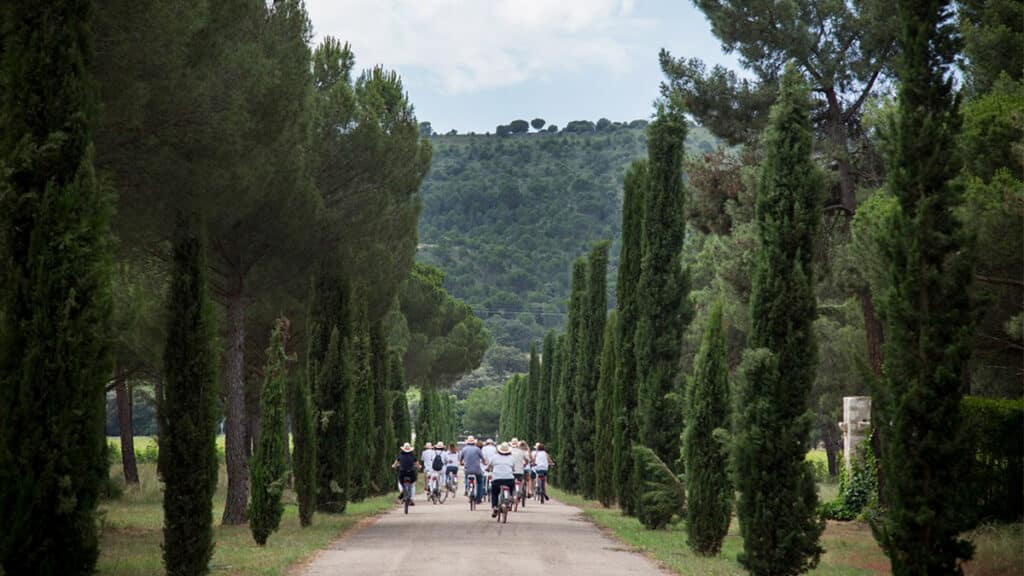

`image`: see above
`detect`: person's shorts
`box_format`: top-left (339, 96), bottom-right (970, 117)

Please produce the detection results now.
top-left (513, 473), bottom-right (524, 481)
top-left (445, 466), bottom-right (459, 476)
top-left (398, 471), bottom-right (417, 484)
top-left (535, 469), bottom-right (548, 477)
top-left (529, 469), bottom-right (537, 478)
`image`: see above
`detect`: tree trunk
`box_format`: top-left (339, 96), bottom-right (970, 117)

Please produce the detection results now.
top-left (858, 288), bottom-right (884, 377)
top-left (154, 374), bottom-right (165, 476)
top-left (820, 420), bottom-right (840, 477)
top-left (115, 365), bottom-right (139, 485)
top-left (826, 89), bottom-right (857, 216)
top-left (222, 290), bottom-right (249, 525)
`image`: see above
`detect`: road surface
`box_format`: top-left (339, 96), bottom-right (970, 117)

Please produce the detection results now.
top-left (295, 486), bottom-right (667, 575)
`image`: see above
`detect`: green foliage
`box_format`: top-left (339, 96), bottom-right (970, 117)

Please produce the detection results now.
top-left (734, 65), bottom-right (824, 576)
top-left (961, 396), bottom-right (1024, 522)
top-left (872, 1), bottom-right (977, 572)
top-left (614, 160), bottom-right (648, 516)
top-left (349, 304), bottom-right (375, 501)
top-left (536, 331), bottom-right (556, 443)
top-left (390, 352), bottom-right (412, 447)
top-left (960, 76), bottom-right (1024, 181)
top-left (683, 302), bottom-right (732, 556)
top-left (249, 319), bottom-right (292, 545)
top-left (0, 1), bottom-right (113, 571)
top-left (819, 434), bottom-right (879, 522)
top-left (959, 0), bottom-right (1024, 93)
top-left (159, 214), bottom-right (218, 576)
top-left (594, 312), bottom-right (619, 507)
top-left (509, 120), bottom-right (529, 134)
top-left (557, 258), bottom-right (588, 491)
top-left (290, 369), bottom-right (316, 527)
top-left (462, 386), bottom-right (502, 437)
top-left (636, 102), bottom-right (692, 467)
top-left (531, 118), bottom-right (546, 131)
top-left (575, 241), bottom-right (609, 498)
top-left (527, 342), bottom-right (541, 440)
top-left (631, 445), bottom-right (685, 530)
top-left (312, 326), bottom-right (352, 514)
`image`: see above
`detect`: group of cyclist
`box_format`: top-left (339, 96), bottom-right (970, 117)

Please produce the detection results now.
top-left (392, 436), bottom-right (554, 517)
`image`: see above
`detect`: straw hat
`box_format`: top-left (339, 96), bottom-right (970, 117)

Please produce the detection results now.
top-left (435, 441), bottom-right (445, 449)
top-left (486, 438), bottom-right (494, 445)
top-left (401, 442), bottom-right (413, 453)
top-left (510, 437), bottom-right (519, 446)
top-left (497, 442), bottom-right (511, 455)
top-left (424, 442), bottom-right (434, 449)
top-left (466, 435), bottom-right (476, 444)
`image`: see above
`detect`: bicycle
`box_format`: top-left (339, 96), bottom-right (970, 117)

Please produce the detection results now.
top-left (467, 474), bottom-right (477, 511)
top-left (436, 473), bottom-right (448, 504)
top-left (427, 475), bottom-right (442, 504)
top-left (513, 476), bottom-right (523, 512)
top-left (445, 471), bottom-right (458, 499)
top-left (496, 484), bottom-right (512, 524)
top-left (535, 472), bottom-right (548, 503)
top-left (401, 478), bottom-right (414, 514)
top-left (518, 476), bottom-right (528, 509)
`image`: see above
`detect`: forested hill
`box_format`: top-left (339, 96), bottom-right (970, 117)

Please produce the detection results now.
top-left (416, 120), bottom-right (719, 386)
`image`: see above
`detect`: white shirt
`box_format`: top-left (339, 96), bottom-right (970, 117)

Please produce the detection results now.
top-left (533, 450), bottom-right (550, 470)
top-left (445, 452), bottom-right (459, 467)
top-left (510, 448), bottom-right (529, 474)
top-left (421, 449), bottom-right (437, 471)
top-left (489, 453), bottom-right (515, 480)
top-left (482, 444), bottom-right (498, 463)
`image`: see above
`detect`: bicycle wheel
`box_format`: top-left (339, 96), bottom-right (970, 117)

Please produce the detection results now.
top-left (469, 483), bottom-right (476, 511)
top-left (501, 502), bottom-right (508, 523)
top-left (439, 486), bottom-right (448, 503)
top-left (404, 485), bottom-right (410, 515)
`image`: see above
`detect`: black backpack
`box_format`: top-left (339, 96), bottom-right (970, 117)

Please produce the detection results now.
top-left (432, 451), bottom-right (444, 471)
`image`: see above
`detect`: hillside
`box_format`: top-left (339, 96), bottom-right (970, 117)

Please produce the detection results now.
top-left (416, 120), bottom-right (718, 391)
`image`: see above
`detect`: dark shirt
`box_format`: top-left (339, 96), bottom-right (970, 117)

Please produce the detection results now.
top-left (460, 444), bottom-right (485, 474)
top-left (395, 452), bottom-right (418, 473)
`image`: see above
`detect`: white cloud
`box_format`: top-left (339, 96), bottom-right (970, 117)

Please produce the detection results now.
top-left (305, 0), bottom-right (650, 94)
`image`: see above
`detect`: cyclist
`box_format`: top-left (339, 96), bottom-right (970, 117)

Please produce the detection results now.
top-left (444, 442), bottom-right (460, 492)
top-left (460, 436), bottom-right (486, 504)
top-left (521, 441), bottom-right (534, 497)
top-left (532, 443), bottom-right (553, 502)
top-left (428, 441), bottom-right (446, 496)
top-left (421, 442), bottom-right (438, 493)
top-left (391, 442), bottom-right (420, 504)
top-left (509, 438), bottom-right (529, 498)
top-left (487, 442), bottom-right (516, 518)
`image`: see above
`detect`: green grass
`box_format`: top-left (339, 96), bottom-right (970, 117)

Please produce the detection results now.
top-left (98, 463), bottom-right (394, 576)
top-left (549, 487), bottom-right (1023, 575)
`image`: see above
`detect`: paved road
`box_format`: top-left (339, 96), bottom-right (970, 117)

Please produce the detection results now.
top-left (295, 486), bottom-right (667, 575)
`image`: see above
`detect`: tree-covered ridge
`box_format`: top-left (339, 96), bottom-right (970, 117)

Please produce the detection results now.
top-left (417, 123), bottom-right (719, 354)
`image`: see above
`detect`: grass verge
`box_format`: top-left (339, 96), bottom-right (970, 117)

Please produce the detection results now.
top-left (549, 487), bottom-right (1022, 575)
top-left (98, 463), bottom-right (394, 576)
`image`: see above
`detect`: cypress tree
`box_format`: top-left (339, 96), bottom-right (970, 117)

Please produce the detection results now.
top-left (159, 213), bottom-right (218, 576)
top-left (594, 312), bottom-right (619, 507)
top-left (249, 318), bottom-right (291, 545)
top-left (635, 103), bottom-right (692, 467)
top-left (549, 334), bottom-right (564, 443)
top-left (349, 300), bottom-right (375, 501)
top-left (0, 1), bottom-right (113, 571)
top-left (527, 342), bottom-right (541, 440)
top-left (683, 301), bottom-right (732, 556)
top-left (631, 445), bottom-right (685, 530)
top-left (315, 327), bottom-right (352, 512)
top-left (575, 241), bottom-right (609, 499)
top-left (371, 321), bottom-right (394, 494)
top-left (290, 369), bottom-right (316, 527)
top-left (614, 160), bottom-right (648, 516)
top-left (416, 388), bottom-right (437, 446)
top-left (873, 0), bottom-right (975, 571)
top-left (537, 331), bottom-right (556, 443)
top-left (516, 371), bottom-right (530, 438)
top-left (733, 63), bottom-right (824, 576)
top-left (557, 258), bottom-right (587, 491)
top-left (390, 351), bottom-right (411, 449)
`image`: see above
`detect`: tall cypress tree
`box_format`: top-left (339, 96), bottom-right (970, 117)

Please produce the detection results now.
top-left (527, 342), bottom-right (541, 440)
top-left (635, 102), bottom-right (691, 467)
top-left (594, 311), bottom-right (619, 507)
top-left (370, 321), bottom-right (394, 494)
top-left (290, 369), bottom-right (316, 527)
top-left (249, 318), bottom-right (291, 545)
top-left (516, 371), bottom-right (530, 438)
top-left (575, 241), bottom-right (609, 499)
top-left (159, 213), bottom-right (218, 576)
top-left (557, 258), bottom-right (587, 491)
top-left (549, 334), bottom-right (564, 443)
top-left (349, 299), bottom-right (375, 501)
top-left (313, 324), bottom-right (352, 513)
top-left (684, 301), bottom-right (732, 556)
top-left (0, 1), bottom-right (113, 572)
top-left (873, 0), bottom-right (975, 571)
top-left (614, 160), bottom-right (648, 516)
top-left (537, 331), bottom-right (556, 442)
top-left (733, 63), bottom-right (824, 576)
top-left (391, 352), bottom-right (411, 448)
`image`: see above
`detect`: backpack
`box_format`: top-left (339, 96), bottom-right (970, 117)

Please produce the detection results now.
top-left (432, 451), bottom-right (444, 471)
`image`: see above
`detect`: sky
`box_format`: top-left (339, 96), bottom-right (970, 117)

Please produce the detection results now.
top-left (304, 0), bottom-right (741, 134)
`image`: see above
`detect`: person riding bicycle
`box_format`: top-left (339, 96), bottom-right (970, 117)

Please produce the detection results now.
top-left (421, 442), bottom-right (438, 492)
top-left (427, 441), bottom-right (445, 496)
top-left (392, 442), bottom-right (420, 504)
top-left (487, 442), bottom-right (516, 517)
top-left (444, 442), bottom-right (460, 490)
top-left (520, 440), bottom-right (534, 497)
top-left (460, 435), bottom-right (486, 504)
top-left (509, 438), bottom-right (529, 495)
top-left (532, 442), bottom-right (553, 501)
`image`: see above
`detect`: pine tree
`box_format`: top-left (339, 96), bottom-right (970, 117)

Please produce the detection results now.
top-left (249, 318), bottom-right (291, 545)
top-left (537, 331), bottom-right (556, 443)
top-left (635, 103), bottom-right (692, 467)
top-left (557, 258), bottom-right (587, 491)
top-left (0, 1), bottom-right (113, 572)
top-left (575, 241), bottom-right (609, 498)
top-left (290, 369), bottom-right (316, 527)
top-left (527, 342), bottom-right (541, 440)
top-left (614, 160), bottom-right (648, 516)
top-left (159, 213), bottom-right (218, 576)
top-left (733, 63), bottom-right (824, 576)
top-left (683, 301), bottom-right (732, 556)
top-left (594, 312), bottom-right (619, 507)
top-left (873, 0), bottom-right (976, 571)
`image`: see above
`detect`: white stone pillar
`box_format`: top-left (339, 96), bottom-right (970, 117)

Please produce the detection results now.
top-left (837, 396), bottom-right (872, 469)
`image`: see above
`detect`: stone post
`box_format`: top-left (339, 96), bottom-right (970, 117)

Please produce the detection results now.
top-left (837, 396), bottom-right (871, 469)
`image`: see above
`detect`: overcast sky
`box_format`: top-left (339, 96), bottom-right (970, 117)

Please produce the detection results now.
top-left (304, 0), bottom-right (741, 134)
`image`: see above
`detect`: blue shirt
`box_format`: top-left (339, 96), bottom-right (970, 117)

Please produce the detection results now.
top-left (460, 444), bottom-right (485, 474)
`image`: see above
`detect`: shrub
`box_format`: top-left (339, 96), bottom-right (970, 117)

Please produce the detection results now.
top-left (632, 445), bottom-right (685, 530)
top-left (962, 396), bottom-right (1024, 522)
top-left (819, 433), bottom-right (878, 521)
